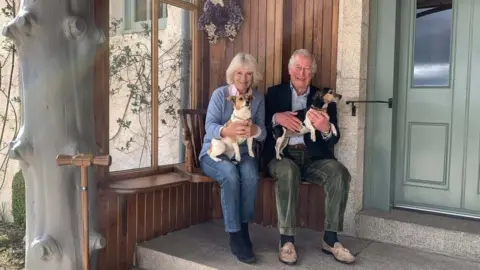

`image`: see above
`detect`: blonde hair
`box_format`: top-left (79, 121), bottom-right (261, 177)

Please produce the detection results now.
top-left (226, 52), bottom-right (262, 88)
top-left (288, 49), bottom-right (317, 75)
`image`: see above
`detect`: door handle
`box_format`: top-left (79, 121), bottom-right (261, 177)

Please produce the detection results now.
top-left (345, 98), bottom-right (392, 116)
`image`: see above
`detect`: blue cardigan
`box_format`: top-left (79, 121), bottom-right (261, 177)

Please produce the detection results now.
top-left (199, 85), bottom-right (267, 161)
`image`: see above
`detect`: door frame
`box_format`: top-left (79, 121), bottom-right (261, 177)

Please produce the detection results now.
top-left (363, 0), bottom-right (400, 211)
top-left (364, 0), bottom-right (480, 217)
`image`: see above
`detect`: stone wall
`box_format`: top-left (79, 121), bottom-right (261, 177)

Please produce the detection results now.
top-left (335, 0), bottom-right (370, 236)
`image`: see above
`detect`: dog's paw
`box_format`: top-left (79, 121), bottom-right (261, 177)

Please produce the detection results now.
top-left (310, 134), bottom-right (316, 142)
top-left (231, 160), bottom-right (238, 165)
top-left (248, 151), bottom-right (255, 158)
top-left (235, 155), bottom-right (241, 162)
top-left (276, 155), bottom-right (282, 160)
top-left (212, 157), bottom-right (222, 162)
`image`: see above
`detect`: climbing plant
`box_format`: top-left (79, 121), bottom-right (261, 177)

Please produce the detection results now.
top-left (108, 16), bottom-right (191, 166)
top-left (0, 3), bottom-right (191, 178)
top-left (0, 0), bottom-right (20, 191)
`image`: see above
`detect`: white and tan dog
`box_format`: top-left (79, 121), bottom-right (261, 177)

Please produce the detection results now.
top-left (273, 88), bottom-right (342, 160)
top-left (208, 93), bottom-right (255, 163)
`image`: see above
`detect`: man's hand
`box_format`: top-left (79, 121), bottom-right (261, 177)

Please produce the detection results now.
top-left (275, 112), bottom-right (302, 132)
top-left (307, 110), bottom-right (331, 133)
top-left (221, 120), bottom-right (250, 137)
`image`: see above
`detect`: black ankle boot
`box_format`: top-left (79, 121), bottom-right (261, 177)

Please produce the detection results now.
top-left (241, 223), bottom-right (253, 250)
top-left (229, 231), bottom-right (256, 264)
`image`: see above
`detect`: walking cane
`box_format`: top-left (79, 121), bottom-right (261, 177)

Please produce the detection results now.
top-left (56, 153), bottom-right (112, 270)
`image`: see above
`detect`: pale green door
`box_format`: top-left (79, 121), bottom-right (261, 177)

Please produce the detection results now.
top-left (394, 0), bottom-right (480, 216)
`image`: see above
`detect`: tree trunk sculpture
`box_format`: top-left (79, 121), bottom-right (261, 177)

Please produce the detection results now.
top-left (3, 1), bottom-right (106, 269)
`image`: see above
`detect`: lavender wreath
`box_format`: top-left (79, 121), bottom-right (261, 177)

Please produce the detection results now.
top-left (198, 0), bottom-right (244, 44)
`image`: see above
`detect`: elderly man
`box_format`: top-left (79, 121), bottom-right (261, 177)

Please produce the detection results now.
top-left (263, 49), bottom-right (355, 265)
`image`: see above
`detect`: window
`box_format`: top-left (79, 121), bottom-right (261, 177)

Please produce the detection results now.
top-left (124, 0), bottom-right (169, 31)
top-left (412, 0), bottom-right (453, 87)
top-left (108, 0), bottom-right (200, 178)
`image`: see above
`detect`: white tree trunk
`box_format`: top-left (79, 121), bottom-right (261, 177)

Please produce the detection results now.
top-left (3, 0), bottom-right (106, 269)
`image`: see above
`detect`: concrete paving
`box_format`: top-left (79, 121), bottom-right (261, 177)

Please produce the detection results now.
top-left (357, 209), bottom-right (480, 262)
top-left (136, 219), bottom-right (480, 270)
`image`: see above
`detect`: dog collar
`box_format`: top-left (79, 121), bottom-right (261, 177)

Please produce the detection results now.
top-left (230, 113), bottom-right (248, 121)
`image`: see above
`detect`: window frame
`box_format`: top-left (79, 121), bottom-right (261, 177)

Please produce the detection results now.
top-left (107, 0), bottom-right (201, 181)
top-left (123, 0), bottom-right (169, 32)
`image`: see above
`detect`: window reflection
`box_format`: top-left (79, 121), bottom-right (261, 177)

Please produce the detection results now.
top-left (135, 0), bottom-right (147, 22)
top-left (413, 0), bottom-right (453, 87)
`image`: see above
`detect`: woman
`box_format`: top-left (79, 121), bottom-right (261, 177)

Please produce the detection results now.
top-left (198, 52), bottom-right (266, 264)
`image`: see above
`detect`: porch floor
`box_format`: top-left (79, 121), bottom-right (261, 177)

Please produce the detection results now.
top-left (134, 219), bottom-right (480, 270)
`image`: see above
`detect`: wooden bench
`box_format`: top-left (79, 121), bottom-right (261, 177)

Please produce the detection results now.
top-left (174, 109), bottom-right (326, 232)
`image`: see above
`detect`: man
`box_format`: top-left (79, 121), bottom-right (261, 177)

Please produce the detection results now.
top-left (263, 49), bottom-right (355, 264)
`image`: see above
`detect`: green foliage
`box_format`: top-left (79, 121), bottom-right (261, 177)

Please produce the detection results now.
top-left (11, 170), bottom-right (25, 228)
top-left (0, 220), bottom-right (25, 268)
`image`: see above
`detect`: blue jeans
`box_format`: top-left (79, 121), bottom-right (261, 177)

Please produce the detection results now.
top-left (200, 154), bottom-right (259, 232)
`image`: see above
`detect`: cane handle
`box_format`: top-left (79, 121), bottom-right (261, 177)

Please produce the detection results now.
top-left (56, 154), bottom-right (112, 167)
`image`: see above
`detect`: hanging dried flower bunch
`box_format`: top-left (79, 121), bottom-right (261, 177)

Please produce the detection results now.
top-left (198, 0), bottom-right (244, 44)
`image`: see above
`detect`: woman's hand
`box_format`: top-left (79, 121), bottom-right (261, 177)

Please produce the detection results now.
top-left (221, 120), bottom-right (250, 137)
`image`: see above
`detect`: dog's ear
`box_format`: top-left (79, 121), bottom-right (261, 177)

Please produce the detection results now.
top-left (247, 94), bottom-right (255, 101)
top-left (227, 96), bottom-right (236, 103)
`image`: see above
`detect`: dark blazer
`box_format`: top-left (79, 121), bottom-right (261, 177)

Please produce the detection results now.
top-left (262, 83), bottom-right (341, 170)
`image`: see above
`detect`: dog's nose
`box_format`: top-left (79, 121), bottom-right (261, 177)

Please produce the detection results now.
top-left (246, 100), bottom-right (250, 106)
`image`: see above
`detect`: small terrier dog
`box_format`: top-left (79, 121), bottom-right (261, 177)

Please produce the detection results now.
top-left (273, 88), bottom-right (342, 160)
top-left (208, 93), bottom-right (256, 163)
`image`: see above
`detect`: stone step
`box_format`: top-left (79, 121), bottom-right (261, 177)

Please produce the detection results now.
top-left (356, 209), bottom-right (480, 262)
top-left (134, 219), bottom-right (480, 270)
top-left (134, 220), bottom-right (368, 270)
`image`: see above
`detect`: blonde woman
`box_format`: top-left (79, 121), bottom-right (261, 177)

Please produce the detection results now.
top-left (198, 53), bottom-right (266, 264)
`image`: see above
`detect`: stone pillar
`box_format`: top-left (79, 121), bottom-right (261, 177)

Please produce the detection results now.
top-left (335, 0), bottom-right (370, 236)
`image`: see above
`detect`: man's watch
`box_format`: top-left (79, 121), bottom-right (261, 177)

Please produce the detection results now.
top-left (321, 124), bottom-right (331, 135)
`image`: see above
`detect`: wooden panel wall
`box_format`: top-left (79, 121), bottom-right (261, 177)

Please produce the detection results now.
top-left (252, 180), bottom-right (326, 231)
top-left (282, 0), bottom-right (339, 89)
top-left (204, 0), bottom-right (284, 99)
top-left (202, 0), bottom-right (339, 105)
top-left (97, 183), bottom-right (214, 270)
top-left (212, 180), bottom-right (326, 232)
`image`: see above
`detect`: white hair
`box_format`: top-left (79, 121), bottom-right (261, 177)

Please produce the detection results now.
top-left (226, 52), bottom-right (263, 88)
top-left (288, 49), bottom-right (317, 75)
